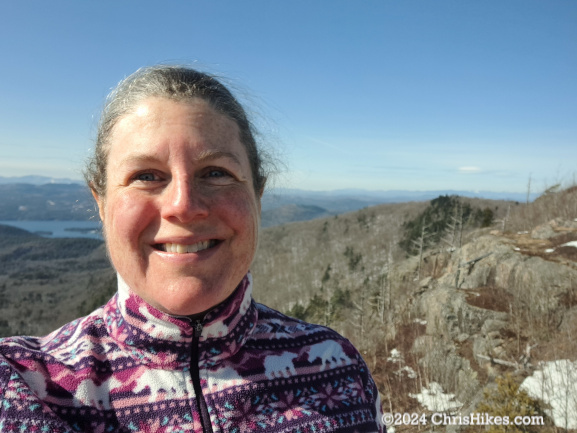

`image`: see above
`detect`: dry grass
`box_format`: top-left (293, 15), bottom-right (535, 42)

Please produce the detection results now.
top-left (457, 339), bottom-right (488, 384)
top-left (507, 184), bottom-right (577, 233)
top-left (464, 286), bottom-right (513, 313)
top-left (501, 230), bottom-right (577, 269)
top-left (376, 321), bottom-right (427, 415)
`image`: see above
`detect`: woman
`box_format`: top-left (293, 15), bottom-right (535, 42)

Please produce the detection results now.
top-left (0, 66), bottom-right (384, 432)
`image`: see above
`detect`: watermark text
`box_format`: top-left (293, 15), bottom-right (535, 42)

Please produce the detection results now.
top-left (381, 412), bottom-right (544, 427)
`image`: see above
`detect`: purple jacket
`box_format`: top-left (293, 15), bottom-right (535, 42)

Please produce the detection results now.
top-left (0, 273), bottom-right (384, 432)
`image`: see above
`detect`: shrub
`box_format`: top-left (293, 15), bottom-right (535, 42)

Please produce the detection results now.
top-left (474, 374), bottom-right (551, 433)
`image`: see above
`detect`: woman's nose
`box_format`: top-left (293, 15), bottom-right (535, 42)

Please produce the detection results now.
top-left (161, 177), bottom-right (209, 222)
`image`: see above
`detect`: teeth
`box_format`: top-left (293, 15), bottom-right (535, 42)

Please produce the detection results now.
top-left (161, 241), bottom-right (215, 254)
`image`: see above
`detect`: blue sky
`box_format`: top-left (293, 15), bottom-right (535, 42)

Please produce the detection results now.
top-left (0, 1), bottom-right (575, 194)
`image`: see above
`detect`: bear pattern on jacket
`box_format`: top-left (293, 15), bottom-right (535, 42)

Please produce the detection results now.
top-left (0, 273), bottom-right (385, 432)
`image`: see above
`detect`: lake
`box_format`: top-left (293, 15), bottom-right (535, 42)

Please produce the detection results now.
top-left (0, 220), bottom-right (103, 240)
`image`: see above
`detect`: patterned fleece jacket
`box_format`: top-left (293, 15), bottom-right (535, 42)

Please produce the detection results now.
top-left (0, 273), bottom-right (385, 433)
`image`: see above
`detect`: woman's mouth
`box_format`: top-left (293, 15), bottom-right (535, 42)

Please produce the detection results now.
top-left (154, 240), bottom-right (219, 253)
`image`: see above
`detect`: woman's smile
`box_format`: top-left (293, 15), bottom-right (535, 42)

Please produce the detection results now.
top-left (153, 240), bottom-right (219, 254)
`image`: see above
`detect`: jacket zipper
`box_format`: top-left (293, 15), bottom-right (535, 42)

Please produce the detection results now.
top-left (191, 320), bottom-right (214, 433)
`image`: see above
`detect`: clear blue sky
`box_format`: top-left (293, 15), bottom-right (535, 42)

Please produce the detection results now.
top-left (1, 1), bottom-right (575, 193)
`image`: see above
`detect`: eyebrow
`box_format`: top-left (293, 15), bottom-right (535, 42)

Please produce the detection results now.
top-left (118, 149), bottom-right (244, 168)
top-left (194, 149), bottom-right (243, 167)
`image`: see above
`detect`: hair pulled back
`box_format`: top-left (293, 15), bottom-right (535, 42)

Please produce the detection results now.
top-left (85, 65), bottom-right (267, 196)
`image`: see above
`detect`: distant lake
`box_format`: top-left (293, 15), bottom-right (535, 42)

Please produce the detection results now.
top-left (0, 220), bottom-right (103, 240)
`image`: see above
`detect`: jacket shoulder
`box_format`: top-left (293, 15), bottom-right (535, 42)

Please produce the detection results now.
top-left (254, 302), bottom-right (343, 336)
top-left (0, 303), bottom-right (109, 368)
top-left (0, 355), bottom-right (75, 432)
top-left (253, 302), bottom-right (360, 359)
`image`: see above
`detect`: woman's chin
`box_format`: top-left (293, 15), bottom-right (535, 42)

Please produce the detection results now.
top-left (142, 280), bottom-right (233, 317)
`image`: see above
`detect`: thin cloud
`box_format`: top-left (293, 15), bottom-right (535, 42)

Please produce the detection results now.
top-left (458, 166), bottom-right (482, 173)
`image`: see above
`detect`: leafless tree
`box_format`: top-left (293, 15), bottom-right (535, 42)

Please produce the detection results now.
top-left (442, 201), bottom-right (464, 250)
top-left (412, 216), bottom-right (432, 280)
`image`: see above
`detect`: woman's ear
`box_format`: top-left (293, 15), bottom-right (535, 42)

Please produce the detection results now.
top-left (257, 181), bottom-right (266, 214)
top-left (90, 185), bottom-right (105, 222)
top-left (258, 178), bottom-right (266, 199)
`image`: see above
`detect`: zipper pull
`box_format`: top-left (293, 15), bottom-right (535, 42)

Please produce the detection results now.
top-left (194, 320), bottom-right (203, 336)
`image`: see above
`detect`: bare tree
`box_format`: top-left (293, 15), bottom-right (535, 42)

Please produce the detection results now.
top-left (323, 286), bottom-right (333, 327)
top-left (442, 201), bottom-right (464, 250)
top-left (412, 216), bottom-right (432, 280)
top-left (497, 204), bottom-right (511, 232)
top-left (371, 247), bottom-right (394, 325)
top-left (351, 277), bottom-right (370, 345)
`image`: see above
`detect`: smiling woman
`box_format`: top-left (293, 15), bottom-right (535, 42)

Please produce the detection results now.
top-left (0, 66), bottom-right (384, 433)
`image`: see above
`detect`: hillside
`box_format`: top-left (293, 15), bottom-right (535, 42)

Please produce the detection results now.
top-left (0, 225), bottom-right (115, 337)
top-left (251, 188), bottom-right (577, 431)
top-left (1, 188), bottom-right (576, 430)
top-left (252, 197), bottom-right (512, 310)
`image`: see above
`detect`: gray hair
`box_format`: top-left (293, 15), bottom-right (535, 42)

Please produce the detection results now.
top-left (85, 65), bottom-right (267, 196)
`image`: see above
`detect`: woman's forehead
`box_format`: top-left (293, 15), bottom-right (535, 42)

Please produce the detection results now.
top-left (111, 98), bottom-right (239, 144)
top-left (107, 97), bottom-right (248, 167)
top-left (123, 97), bottom-right (231, 127)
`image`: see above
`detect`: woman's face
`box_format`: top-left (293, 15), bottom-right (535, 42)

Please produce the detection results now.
top-left (94, 97), bottom-right (261, 316)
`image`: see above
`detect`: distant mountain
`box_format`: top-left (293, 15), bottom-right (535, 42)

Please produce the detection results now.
top-left (0, 177), bottom-right (536, 225)
top-left (0, 183), bottom-right (97, 221)
top-left (260, 188), bottom-right (535, 226)
top-left (261, 204), bottom-right (331, 228)
top-left (0, 175), bottom-right (83, 185)
top-left (262, 191), bottom-right (382, 214)
top-left (266, 188), bottom-right (537, 206)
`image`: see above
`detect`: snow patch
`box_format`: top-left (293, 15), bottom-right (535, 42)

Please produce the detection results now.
top-left (414, 318), bottom-right (427, 325)
top-left (387, 349), bottom-right (418, 378)
top-left (560, 241), bottom-right (577, 249)
top-left (387, 349), bottom-right (402, 363)
top-left (545, 248), bottom-right (555, 253)
top-left (410, 382), bottom-right (463, 412)
top-left (398, 366), bottom-right (417, 379)
top-left (521, 360), bottom-right (577, 429)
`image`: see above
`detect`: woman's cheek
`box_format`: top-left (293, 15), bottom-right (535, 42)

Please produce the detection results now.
top-left (106, 192), bottom-right (157, 248)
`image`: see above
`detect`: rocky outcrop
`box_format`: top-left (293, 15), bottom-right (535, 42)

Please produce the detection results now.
top-left (531, 217), bottom-right (577, 239)
top-left (398, 220), bottom-right (577, 417)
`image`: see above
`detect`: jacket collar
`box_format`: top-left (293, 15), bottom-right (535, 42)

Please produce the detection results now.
top-left (104, 273), bottom-right (258, 368)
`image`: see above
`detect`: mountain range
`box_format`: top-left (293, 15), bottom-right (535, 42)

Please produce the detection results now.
top-left (0, 175), bottom-right (537, 227)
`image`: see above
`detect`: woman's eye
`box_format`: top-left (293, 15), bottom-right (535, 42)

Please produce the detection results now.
top-left (206, 169), bottom-right (229, 178)
top-left (134, 172), bottom-right (158, 182)
top-left (202, 168), bottom-right (235, 185)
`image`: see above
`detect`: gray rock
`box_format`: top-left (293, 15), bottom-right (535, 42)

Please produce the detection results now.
top-left (481, 319), bottom-right (508, 335)
top-left (531, 222), bottom-right (556, 239)
top-left (456, 333), bottom-right (469, 343)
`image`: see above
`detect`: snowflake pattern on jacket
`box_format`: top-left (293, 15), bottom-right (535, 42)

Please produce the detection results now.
top-left (0, 273), bottom-right (385, 432)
